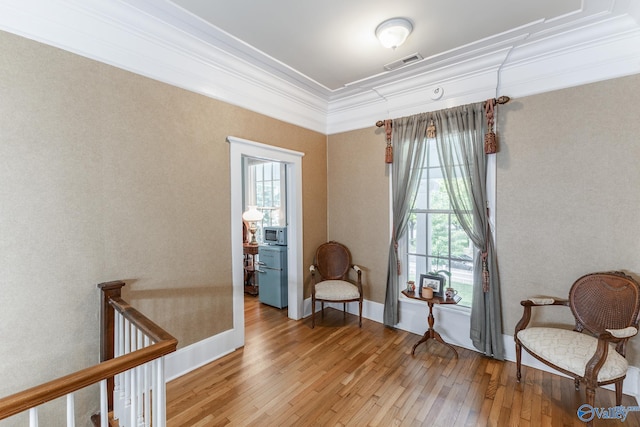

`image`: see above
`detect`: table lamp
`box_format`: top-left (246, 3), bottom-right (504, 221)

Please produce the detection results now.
top-left (242, 205), bottom-right (263, 245)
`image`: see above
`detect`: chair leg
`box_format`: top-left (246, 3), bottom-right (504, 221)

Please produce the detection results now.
top-left (584, 387), bottom-right (596, 427)
top-left (515, 340), bottom-right (522, 382)
top-left (615, 380), bottom-right (623, 406)
top-left (358, 300), bottom-right (362, 327)
top-left (586, 386), bottom-right (596, 414)
top-left (343, 303), bottom-right (346, 320)
top-left (311, 296), bottom-right (316, 329)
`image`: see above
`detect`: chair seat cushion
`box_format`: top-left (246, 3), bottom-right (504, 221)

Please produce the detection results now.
top-left (315, 280), bottom-right (360, 301)
top-left (517, 327), bottom-right (628, 382)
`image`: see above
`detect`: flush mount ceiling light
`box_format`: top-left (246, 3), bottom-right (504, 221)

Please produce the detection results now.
top-left (375, 17), bottom-right (413, 49)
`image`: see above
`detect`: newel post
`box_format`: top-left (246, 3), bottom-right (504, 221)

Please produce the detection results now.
top-left (98, 280), bottom-right (126, 410)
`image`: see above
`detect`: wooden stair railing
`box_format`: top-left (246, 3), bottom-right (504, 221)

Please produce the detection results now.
top-left (0, 281), bottom-right (177, 426)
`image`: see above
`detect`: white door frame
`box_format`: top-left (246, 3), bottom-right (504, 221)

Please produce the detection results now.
top-left (228, 136), bottom-right (304, 344)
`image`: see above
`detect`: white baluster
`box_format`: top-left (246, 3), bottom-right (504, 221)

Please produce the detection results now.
top-left (114, 311), bottom-right (124, 422)
top-left (154, 357), bottom-right (166, 427)
top-left (130, 364), bottom-right (137, 427)
top-left (136, 330), bottom-right (144, 427)
top-left (144, 337), bottom-right (151, 427)
top-left (124, 317), bottom-right (131, 417)
top-left (128, 321), bottom-right (136, 427)
top-left (29, 407), bottom-right (38, 427)
top-left (100, 379), bottom-right (108, 427)
top-left (66, 393), bottom-right (75, 427)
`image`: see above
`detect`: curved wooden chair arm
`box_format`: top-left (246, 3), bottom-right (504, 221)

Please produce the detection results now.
top-left (584, 336), bottom-right (610, 384)
top-left (597, 327), bottom-right (638, 356)
top-left (309, 265), bottom-right (317, 297)
top-left (520, 298), bottom-right (569, 307)
top-left (515, 297), bottom-right (569, 335)
top-left (352, 265), bottom-right (363, 291)
top-left (582, 330), bottom-right (636, 384)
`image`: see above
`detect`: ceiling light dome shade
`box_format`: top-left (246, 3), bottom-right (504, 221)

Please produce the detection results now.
top-left (376, 18), bottom-right (413, 49)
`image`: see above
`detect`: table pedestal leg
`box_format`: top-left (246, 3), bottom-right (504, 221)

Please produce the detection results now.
top-left (411, 301), bottom-right (458, 358)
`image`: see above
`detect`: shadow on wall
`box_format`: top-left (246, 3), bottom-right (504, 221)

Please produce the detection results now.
top-left (121, 282), bottom-right (232, 348)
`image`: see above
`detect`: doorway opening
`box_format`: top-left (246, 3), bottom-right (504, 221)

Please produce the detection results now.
top-left (241, 157), bottom-right (287, 299)
top-left (228, 136), bottom-right (304, 348)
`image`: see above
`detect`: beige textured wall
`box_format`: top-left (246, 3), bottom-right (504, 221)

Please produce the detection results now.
top-left (0, 29), bottom-right (326, 423)
top-left (497, 74), bottom-right (640, 365)
top-left (327, 128), bottom-right (390, 303)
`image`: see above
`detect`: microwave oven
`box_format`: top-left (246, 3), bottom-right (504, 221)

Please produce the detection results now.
top-left (263, 226), bottom-right (287, 246)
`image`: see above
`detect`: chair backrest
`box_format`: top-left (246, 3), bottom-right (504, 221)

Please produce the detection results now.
top-left (315, 241), bottom-right (351, 280)
top-left (570, 271), bottom-right (640, 334)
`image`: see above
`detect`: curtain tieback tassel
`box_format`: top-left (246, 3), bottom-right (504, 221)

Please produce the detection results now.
top-left (393, 240), bottom-right (401, 275)
top-left (484, 99), bottom-right (497, 154)
top-left (481, 251), bottom-right (490, 292)
top-left (384, 120), bottom-right (393, 163)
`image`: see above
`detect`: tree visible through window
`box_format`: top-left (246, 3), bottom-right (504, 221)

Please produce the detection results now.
top-left (405, 140), bottom-right (474, 307)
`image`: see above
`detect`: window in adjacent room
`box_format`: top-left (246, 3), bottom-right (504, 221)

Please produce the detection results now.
top-left (403, 139), bottom-right (474, 307)
top-left (243, 157), bottom-right (287, 242)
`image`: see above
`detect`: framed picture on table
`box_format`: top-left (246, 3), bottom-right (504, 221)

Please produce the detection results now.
top-left (419, 274), bottom-right (445, 298)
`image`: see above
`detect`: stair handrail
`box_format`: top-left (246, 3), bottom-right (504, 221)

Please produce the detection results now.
top-left (0, 280), bottom-right (177, 422)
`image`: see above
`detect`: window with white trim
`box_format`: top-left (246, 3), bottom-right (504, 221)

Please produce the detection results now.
top-left (404, 139), bottom-right (474, 307)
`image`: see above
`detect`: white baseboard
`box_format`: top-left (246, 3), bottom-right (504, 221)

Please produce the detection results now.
top-left (164, 328), bottom-right (240, 382)
top-left (165, 297), bottom-right (640, 405)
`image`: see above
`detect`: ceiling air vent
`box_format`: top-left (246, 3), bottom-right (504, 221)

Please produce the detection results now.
top-left (384, 53), bottom-right (423, 71)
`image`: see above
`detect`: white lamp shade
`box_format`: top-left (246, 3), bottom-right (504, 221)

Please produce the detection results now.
top-left (376, 18), bottom-right (413, 49)
top-left (242, 205), bottom-right (264, 222)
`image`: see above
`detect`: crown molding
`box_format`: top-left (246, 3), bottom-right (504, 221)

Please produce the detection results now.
top-left (499, 13), bottom-right (640, 99)
top-left (0, 0), bottom-right (638, 135)
top-left (326, 49), bottom-right (512, 134)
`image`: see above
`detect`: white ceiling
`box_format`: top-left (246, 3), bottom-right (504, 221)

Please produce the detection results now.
top-left (170, 0), bottom-right (581, 91)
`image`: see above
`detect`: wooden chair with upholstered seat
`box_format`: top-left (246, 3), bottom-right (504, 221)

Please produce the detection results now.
top-left (515, 271), bottom-right (640, 426)
top-left (310, 241), bottom-right (363, 328)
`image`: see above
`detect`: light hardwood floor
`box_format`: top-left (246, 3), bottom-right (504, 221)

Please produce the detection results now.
top-left (166, 295), bottom-right (640, 426)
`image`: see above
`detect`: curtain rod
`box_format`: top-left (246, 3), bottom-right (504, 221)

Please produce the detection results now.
top-left (374, 96), bottom-right (511, 127)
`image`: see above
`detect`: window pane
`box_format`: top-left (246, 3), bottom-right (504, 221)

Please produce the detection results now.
top-left (264, 163), bottom-right (272, 180)
top-left (273, 179), bottom-right (281, 206)
top-left (263, 182), bottom-right (273, 207)
top-left (428, 176), bottom-right (450, 210)
top-left (256, 182), bottom-right (264, 206)
top-left (409, 212), bottom-right (427, 255)
top-left (427, 139), bottom-right (439, 167)
top-left (414, 171), bottom-right (428, 209)
top-left (449, 179), bottom-right (470, 207)
top-left (451, 215), bottom-right (472, 258)
top-left (272, 208), bottom-right (283, 227)
top-left (428, 256), bottom-right (447, 274)
top-left (409, 254), bottom-right (427, 284)
top-left (428, 213), bottom-right (449, 259)
top-left (450, 268), bottom-right (473, 306)
top-left (261, 209), bottom-right (271, 226)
